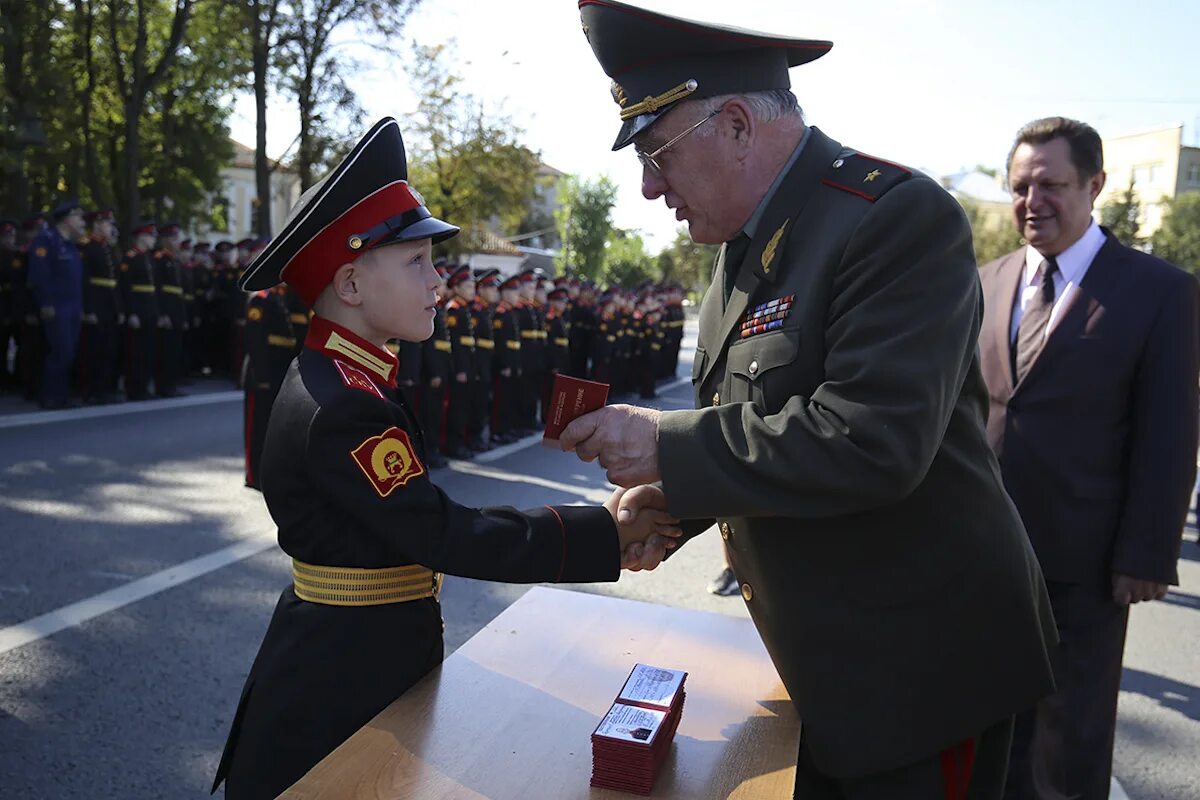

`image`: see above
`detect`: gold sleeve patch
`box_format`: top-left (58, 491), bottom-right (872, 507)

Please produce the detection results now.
top-left (447, 314), bottom-right (458, 328)
top-left (35, 247), bottom-right (47, 258)
top-left (247, 306), bottom-right (263, 321)
top-left (351, 427), bottom-right (425, 498)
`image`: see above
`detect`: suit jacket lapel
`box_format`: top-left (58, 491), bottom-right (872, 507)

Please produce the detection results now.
top-left (988, 250), bottom-right (1025, 397)
top-left (698, 127), bottom-right (842, 388)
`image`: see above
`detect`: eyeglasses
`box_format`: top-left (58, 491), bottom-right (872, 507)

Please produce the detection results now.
top-left (635, 107), bottom-right (722, 176)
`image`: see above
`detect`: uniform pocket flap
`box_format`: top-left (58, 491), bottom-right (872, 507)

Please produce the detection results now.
top-left (691, 346), bottom-right (707, 383)
top-left (728, 329), bottom-right (801, 382)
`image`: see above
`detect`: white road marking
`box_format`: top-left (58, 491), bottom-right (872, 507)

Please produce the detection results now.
top-left (446, 459), bottom-right (613, 502)
top-left (0, 391), bottom-right (241, 430)
top-left (0, 533), bottom-right (275, 656)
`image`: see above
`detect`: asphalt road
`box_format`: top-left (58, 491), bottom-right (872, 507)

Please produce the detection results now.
top-left (0, 325), bottom-right (1197, 799)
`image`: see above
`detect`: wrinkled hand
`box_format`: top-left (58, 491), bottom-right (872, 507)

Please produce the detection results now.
top-left (604, 484), bottom-right (680, 570)
top-left (560, 404), bottom-right (662, 488)
top-left (1113, 574), bottom-right (1169, 605)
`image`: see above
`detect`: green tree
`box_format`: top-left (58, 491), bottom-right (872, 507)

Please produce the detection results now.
top-left (554, 174), bottom-right (616, 280)
top-left (403, 41), bottom-right (540, 253)
top-left (959, 198), bottom-right (1023, 266)
top-left (1100, 175), bottom-right (1142, 247)
top-left (603, 228), bottom-right (657, 287)
top-left (1152, 192), bottom-right (1200, 274)
top-left (657, 227), bottom-right (718, 296)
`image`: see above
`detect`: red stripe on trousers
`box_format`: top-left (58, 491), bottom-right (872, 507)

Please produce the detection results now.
top-left (939, 737), bottom-right (976, 800)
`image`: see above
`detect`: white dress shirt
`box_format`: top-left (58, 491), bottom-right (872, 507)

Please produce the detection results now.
top-left (1010, 221), bottom-right (1106, 343)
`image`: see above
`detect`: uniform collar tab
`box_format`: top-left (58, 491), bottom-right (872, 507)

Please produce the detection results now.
top-left (305, 315), bottom-right (398, 387)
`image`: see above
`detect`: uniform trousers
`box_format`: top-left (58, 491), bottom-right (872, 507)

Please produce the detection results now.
top-left (40, 308), bottom-right (81, 405)
top-left (79, 319), bottom-right (118, 400)
top-left (126, 325), bottom-right (155, 400)
top-left (156, 326), bottom-right (183, 396)
top-left (447, 378), bottom-right (473, 451)
top-left (1003, 580), bottom-right (1129, 800)
top-left (420, 383), bottom-right (446, 456)
top-left (794, 716), bottom-right (1014, 800)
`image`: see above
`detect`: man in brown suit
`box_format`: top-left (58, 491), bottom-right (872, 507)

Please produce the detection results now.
top-left (977, 117), bottom-right (1200, 800)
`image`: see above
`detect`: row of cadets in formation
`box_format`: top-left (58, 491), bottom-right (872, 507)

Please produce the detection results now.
top-left (0, 209), bottom-right (307, 407)
top-left (241, 258), bottom-right (686, 486)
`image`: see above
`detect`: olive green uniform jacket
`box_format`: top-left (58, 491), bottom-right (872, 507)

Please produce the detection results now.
top-left (658, 127), bottom-right (1057, 779)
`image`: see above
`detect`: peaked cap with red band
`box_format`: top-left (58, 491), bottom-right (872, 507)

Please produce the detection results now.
top-left (239, 117), bottom-right (459, 305)
top-left (578, 0), bottom-right (832, 150)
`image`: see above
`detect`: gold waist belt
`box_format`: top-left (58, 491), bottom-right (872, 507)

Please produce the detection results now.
top-left (554, 337), bottom-right (569, 346)
top-left (89, 277), bottom-right (117, 288)
top-left (520, 330), bottom-right (539, 339)
top-left (292, 559), bottom-right (442, 606)
top-left (434, 339), bottom-right (452, 352)
top-left (457, 336), bottom-right (476, 346)
top-left (506, 340), bottom-right (521, 350)
top-left (290, 313), bottom-right (310, 325)
top-left (267, 334), bottom-right (297, 348)
top-left (475, 339), bottom-right (494, 349)
top-left (131, 284), bottom-right (155, 293)
top-left (162, 285), bottom-right (184, 295)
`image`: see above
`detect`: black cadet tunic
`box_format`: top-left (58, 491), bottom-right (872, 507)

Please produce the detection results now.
top-left (215, 315), bottom-right (619, 800)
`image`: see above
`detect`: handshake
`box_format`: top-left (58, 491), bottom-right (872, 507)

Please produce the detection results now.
top-left (604, 485), bottom-right (681, 572)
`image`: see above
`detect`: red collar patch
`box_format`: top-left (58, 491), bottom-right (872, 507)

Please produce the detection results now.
top-left (332, 359), bottom-right (385, 398)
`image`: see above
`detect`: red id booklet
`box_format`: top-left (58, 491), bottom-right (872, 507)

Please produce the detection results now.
top-left (543, 373), bottom-right (609, 442)
top-left (590, 663), bottom-right (688, 795)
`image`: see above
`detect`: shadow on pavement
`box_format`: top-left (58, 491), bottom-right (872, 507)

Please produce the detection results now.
top-left (1120, 667), bottom-right (1200, 723)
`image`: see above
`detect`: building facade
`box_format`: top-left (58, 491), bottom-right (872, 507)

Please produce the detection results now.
top-left (199, 139), bottom-right (301, 242)
top-left (1098, 125), bottom-right (1200, 238)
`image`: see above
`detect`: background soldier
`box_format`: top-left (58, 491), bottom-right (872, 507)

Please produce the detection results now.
top-left (662, 284), bottom-right (685, 379)
top-left (569, 279), bottom-right (597, 379)
top-left (178, 238), bottom-right (197, 380)
top-left (491, 273), bottom-right (523, 443)
top-left (470, 268), bottom-right (499, 452)
top-left (544, 285), bottom-right (572, 410)
top-left (13, 215), bottom-right (47, 400)
top-left (118, 222), bottom-right (159, 401)
top-left (516, 268), bottom-right (541, 430)
top-left (153, 222), bottom-right (187, 397)
top-left (591, 288), bottom-right (617, 385)
top-left (284, 285), bottom-right (310, 360)
top-left (242, 285), bottom-right (296, 489)
top-left (209, 241), bottom-right (239, 379)
top-left (190, 242), bottom-right (214, 376)
top-left (443, 264), bottom-right (477, 460)
top-left (79, 209), bottom-right (123, 403)
top-left (26, 200), bottom-right (85, 409)
top-left (394, 339), bottom-right (422, 411)
top-left (0, 219), bottom-right (18, 392)
top-left (420, 269), bottom-right (452, 468)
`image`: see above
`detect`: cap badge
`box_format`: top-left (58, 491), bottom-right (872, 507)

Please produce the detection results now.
top-left (619, 79), bottom-right (699, 122)
top-left (864, 169), bottom-right (882, 183)
top-left (611, 81), bottom-right (628, 108)
top-left (348, 235), bottom-right (364, 251)
top-left (761, 220), bottom-right (788, 274)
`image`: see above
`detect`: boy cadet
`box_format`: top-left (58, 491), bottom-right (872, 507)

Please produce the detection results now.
top-left (212, 117), bottom-right (678, 800)
top-left (568, 2), bottom-right (1059, 798)
top-left (469, 267), bottom-right (500, 451)
top-left (118, 221), bottom-right (160, 400)
top-left (491, 272), bottom-right (524, 442)
top-left (153, 222), bottom-right (187, 397)
top-left (79, 209), bottom-right (123, 403)
top-left (443, 263), bottom-right (477, 459)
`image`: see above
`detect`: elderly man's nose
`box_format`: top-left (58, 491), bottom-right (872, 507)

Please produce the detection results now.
top-left (642, 167), bottom-right (668, 200)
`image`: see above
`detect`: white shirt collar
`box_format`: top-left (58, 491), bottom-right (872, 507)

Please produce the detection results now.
top-left (1023, 220), bottom-right (1105, 287)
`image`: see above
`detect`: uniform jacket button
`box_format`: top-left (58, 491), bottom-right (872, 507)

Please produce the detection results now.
top-left (741, 583), bottom-right (754, 602)
top-left (720, 522), bottom-right (731, 540)
top-left (748, 360), bottom-right (758, 375)
top-left (712, 392), bottom-right (720, 406)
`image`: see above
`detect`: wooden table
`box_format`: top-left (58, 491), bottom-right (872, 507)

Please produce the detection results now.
top-left (280, 587), bottom-right (798, 799)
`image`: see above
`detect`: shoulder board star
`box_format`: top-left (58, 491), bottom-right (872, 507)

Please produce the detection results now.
top-left (821, 151), bottom-right (912, 202)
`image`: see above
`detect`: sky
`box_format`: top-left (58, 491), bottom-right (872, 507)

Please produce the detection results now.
top-left (229, 0), bottom-right (1200, 253)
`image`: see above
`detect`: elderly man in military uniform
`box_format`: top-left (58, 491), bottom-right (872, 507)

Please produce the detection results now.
top-left (26, 200), bottom-right (86, 408)
top-left (79, 209), bottom-right (123, 403)
top-left (563, 3), bottom-right (1058, 798)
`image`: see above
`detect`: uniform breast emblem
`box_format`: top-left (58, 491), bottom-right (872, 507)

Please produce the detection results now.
top-left (761, 220), bottom-right (788, 274)
top-left (351, 427), bottom-right (426, 498)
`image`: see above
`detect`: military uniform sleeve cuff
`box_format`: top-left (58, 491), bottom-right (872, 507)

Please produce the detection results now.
top-left (544, 505), bottom-right (620, 583)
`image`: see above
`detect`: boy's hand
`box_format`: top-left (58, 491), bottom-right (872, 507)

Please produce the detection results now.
top-left (603, 485), bottom-right (681, 570)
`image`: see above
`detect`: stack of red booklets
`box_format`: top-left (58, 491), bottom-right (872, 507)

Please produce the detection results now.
top-left (590, 663), bottom-right (688, 795)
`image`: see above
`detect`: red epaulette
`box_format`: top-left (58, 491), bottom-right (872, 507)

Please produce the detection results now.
top-left (821, 151), bottom-right (912, 202)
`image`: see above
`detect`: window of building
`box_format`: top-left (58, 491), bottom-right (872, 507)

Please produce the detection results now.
top-left (1188, 163), bottom-right (1200, 185)
top-left (1133, 166), bottom-right (1150, 187)
top-left (1147, 162), bottom-right (1162, 186)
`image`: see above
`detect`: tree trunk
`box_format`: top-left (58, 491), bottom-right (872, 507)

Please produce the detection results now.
top-left (252, 10), bottom-right (272, 237)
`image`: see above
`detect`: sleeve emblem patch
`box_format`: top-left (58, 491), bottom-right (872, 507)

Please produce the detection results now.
top-left (247, 306), bottom-right (263, 321)
top-left (350, 426), bottom-right (425, 498)
top-left (35, 247), bottom-right (47, 258)
top-left (333, 358), bottom-right (384, 398)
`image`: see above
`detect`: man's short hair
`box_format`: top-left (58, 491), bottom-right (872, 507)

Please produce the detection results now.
top-left (696, 89), bottom-right (803, 128)
top-left (1006, 117), bottom-right (1103, 183)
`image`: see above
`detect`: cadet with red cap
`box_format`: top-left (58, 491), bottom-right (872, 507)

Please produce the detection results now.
top-left (153, 222), bottom-right (187, 397)
top-left (211, 117), bottom-right (679, 800)
top-left (79, 210), bottom-right (123, 403)
top-left (469, 268), bottom-right (500, 450)
top-left (119, 221), bottom-right (160, 400)
top-left (443, 264), bottom-right (477, 459)
top-left (208, 240), bottom-right (241, 378)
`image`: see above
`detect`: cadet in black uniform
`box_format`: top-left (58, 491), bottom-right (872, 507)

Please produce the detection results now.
top-left (544, 285), bottom-right (572, 409)
top-left (420, 268), bottom-right (452, 468)
top-left (515, 269), bottom-right (541, 430)
top-left (214, 117), bottom-right (677, 800)
top-left (490, 274), bottom-right (524, 443)
top-left (189, 243), bottom-right (214, 375)
top-left (284, 285), bottom-right (310, 360)
top-left (208, 241), bottom-right (239, 379)
top-left (468, 268), bottom-right (499, 451)
top-left (118, 222), bottom-right (159, 401)
top-left (443, 264), bottom-right (476, 459)
top-left (242, 285), bottom-right (295, 489)
top-left (79, 210), bottom-right (123, 403)
top-left (0, 220), bottom-right (20, 391)
top-left (153, 222), bottom-right (187, 397)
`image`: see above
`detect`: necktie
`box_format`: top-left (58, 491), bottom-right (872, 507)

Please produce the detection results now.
top-left (1013, 256), bottom-right (1059, 383)
top-left (722, 233), bottom-right (751, 303)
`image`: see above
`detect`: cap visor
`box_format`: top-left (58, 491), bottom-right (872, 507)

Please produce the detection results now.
top-left (375, 215), bottom-right (460, 247)
top-left (612, 111), bottom-right (666, 151)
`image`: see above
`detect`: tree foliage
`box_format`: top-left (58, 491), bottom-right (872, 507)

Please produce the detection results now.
top-left (1152, 192), bottom-right (1200, 275)
top-left (657, 227), bottom-right (718, 297)
top-left (1099, 175), bottom-right (1143, 248)
top-left (602, 228), bottom-right (657, 287)
top-left (403, 41), bottom-right (540, 254)
top-left (959, 198), bottom-right (1023, 266)
top-left (554, 174), bottom-right (616, 280)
